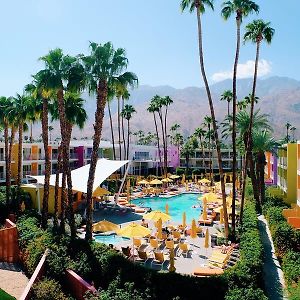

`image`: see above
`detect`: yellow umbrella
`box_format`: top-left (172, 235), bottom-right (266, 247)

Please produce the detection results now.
top-left (92, 220), bottom-right (119, 233)
top-left (182, 212), bottom-right (186, 227)
top-left (202, 198), bottom-right (207, 220)
top-left (117, 222), bottom-right (151, 238)
top-left (185, 182), bottom-right (189, 192)
top-left (92, 187), bottom-right (111, 197)
top-left (156, 218), bottom-right (163, 240)
top-left (138, 179), bottom-right (149, 185)
top-left (191, 219), bottom-right (197, 239)
top-left (219, 207), bottom-right (224, 224)
top-left (199, 178), bottom-right (210, 184)
top-left (204, 228), bottom-right (210, 248)
top-left (165, 203), bottom-right (169, 215)
top-left (162, 178), bottom-right (173, 183)
top-left (169, 248), bottom-right (176, 272)
top-left (182, 174), bottom-right (186, 184)
top-left (202, 192), bottom-right (218, 203)
top-left (149, 179), bottom-right (163, 185)
top-left (144, 210), bottom-right (171, 222)
top-left (170, 174), bottom-right (180, 179)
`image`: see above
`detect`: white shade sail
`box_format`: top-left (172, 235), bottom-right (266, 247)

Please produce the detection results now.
top-left (28, 158), bottom-right (129, 194)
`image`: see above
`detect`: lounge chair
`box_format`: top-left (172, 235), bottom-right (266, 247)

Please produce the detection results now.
top-left (172, 230), bottom-right (183, 243)
top-left (121, 246), bottom-right (133, 259)
top-left (151, 251), bottom-right (168, 270)
top-left (178, 242), bottom-right (191, 257)
top-left (193, 267), bottom-right (224, 277)
top-left (136, 250), bottom-right (152, 265)
top-left (165, 239), bottom-right (175, 250)
top-left (133, 238), bottom-right (142, 248)
top-left (149, 238), bottom-right (163, 251)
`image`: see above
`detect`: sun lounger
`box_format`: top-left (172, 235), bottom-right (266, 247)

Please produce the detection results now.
top-left (136, 250), bottom-right (152, 265)
top-left (193, 267), bottom-right (224, 276)
top-left (149, 238), bottom-right (163, 251)
top-left (151, 251), bottom-right (168, 270)
top-left (198, 215), bottom-right (213, 226)
top-left (121, 246), bottom-right (133, 259)
top-left (178, 242), bottom-right (191, 257)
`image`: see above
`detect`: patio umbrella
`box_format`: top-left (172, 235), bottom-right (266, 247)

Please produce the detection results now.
top-left (202, 192), bottom-right (218, 203)
top-left (185, 183), bottom-right (189, 192)
top-left (199, 178), bottom-right (210, 184)
top-left (190, 219), bottom-right (197, 239)
top-left (182, 212), bottom-right (186, 227)
top-left (181, 174), bottom-right (185, 184)
top-left (169, 248), bottom-right (176, 272)
top-left (169, 174), bottom-right (180, 179)
top-left (156, 218), bottom-right (163, 240)
top-left (165, 203), bottom-right (169, 215)
top-left (162, 178), bottom-right (173, 183)
top-left (219, 207), bottom-right (224, 225)
top-left (204, 228), bottom-right (210, 249)
top-left (150, 179), bottom-right (163, 185)
top-left (138, 179), bottom-right (149, 185)
top-left (144, 210), bottom-right (171, 222)
top-left (92, 187), bottom-right (111, 197)
top-left (202, 198), bottom-right (207, 220)
top-left (117, 223), bottom-right (151, 238)
top-left (92, 220), bottom-right (119, 233)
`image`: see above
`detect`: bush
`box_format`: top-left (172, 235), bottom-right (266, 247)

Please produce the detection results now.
top-left (31, 278), bottom-right (72, 300)
top-left (282, 251), bottom-right (300, 285)
top-left (192, 169), bottom-right (202, 175)
top-left (0, 191), bottom-right (8, 224)
top-left (175, 168), bottom-right (185, 176)
top-left (225, 287), bottom-right (267, 300)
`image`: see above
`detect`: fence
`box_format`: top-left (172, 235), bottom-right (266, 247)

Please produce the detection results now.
top-left (0, 219), bottom-right (19, 263)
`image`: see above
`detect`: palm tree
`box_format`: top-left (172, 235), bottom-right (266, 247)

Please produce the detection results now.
top-left (11, 94), bottom-right (30, 199)
top-left (285, 122), bottom-right (292, 143)
top-left (39, 48), bottom-right (85, 237)
top-left (147, 97), bottom-right (163, 175)
top-left (203, 115), bottom-right (213, 183)
top-left (81, 42), bottom-right (138, 241)
top-left (194, 127), bottom-right (207, 174)
top-left (121, 89), bottom-right (130, 161)
top-left (290, 126), bottom-right (296, 142)
top-left (220, 90), bottom-right (233, 116)
top-left (242, 19), bottom-right (275, 217)
top-left (221, 0), bottom-right (259, 235)
top-left (48, 126), bottom-right (54, 142)
top-left (181, 138), bottom-right (197, 174)
top-left (106, 88), bottom-right (116, 160)
top-left (121, 104), bottom-right (136, 160)
top-left (252, 130), bottom-right (278, 205)
top-left (181, 0), bottom-right (229, 237)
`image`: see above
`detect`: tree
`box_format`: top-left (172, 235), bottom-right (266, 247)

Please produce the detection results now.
top-left (194, 127), bottom-right (207, 174)
top-left (181, 138), bottom-right (197, 174)
top-left (203, 115), bottom-right (213, 183)
top-left (290, 126), bottom-right (296, 142)
top-left (252, 130), bottom-right (278, 205)
top-left (106, 88), bottom-right (116, 160)
top-left (81, 42), bottom-right (137, 241)
top-left (285, 122), bottom-right (292, 143)
top-left (221, 0), bottom-right (259, 236)
top-left (220, 90), bottom-right (233, 116)
top-left (242, 19), bottom-right (275, 219)
top-left (181, 0), bottom-right (229, 237)
top-left (121, 104), bottom-right (136, 160)
top-left (39, 48), bottom-right (85, 237)
top-left (48, 126), bottom-right (54, 142)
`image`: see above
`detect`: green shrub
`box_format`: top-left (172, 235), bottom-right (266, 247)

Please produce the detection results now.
top-left (31, 278), bottom-right (72, 300)
top-left (225, 287), bottom-right (267, 300)
top-left (282, 251), bottom-right (300, 285)
top-left (175, 168), bottom-right (185, 176)
top-left (0, 191), bottom-right (8, 223)
top-left (192, 168), bottom-right (201, 175)
top-left (288, 281), bottom-right (300, 300)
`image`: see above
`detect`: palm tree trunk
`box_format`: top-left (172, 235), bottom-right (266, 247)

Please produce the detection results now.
top-left (196, 5), bottom-right (229, 237)
top-left (164, 106), bottom-right (169, 176)
top-left (259, 152), bottom-right (266, 205)
top-left (241, 40), bottom-right (261, 220)
top-left (158, 111), bottom-right (167, 176)
top-left (117, 97), bottom-right (121, 161)
top-left (200, 136), bottom-right (206, 174)
top-left (85, 79), bottom-right (108, 241)
top-left (54, 145), bottom-right (62, 229)
top-left (127, 119), bottom-right (130, 160)
top-left (122, 98), bottom-right (127, 160)
top-left (153, 113), bottom-right (163, 176)
top-left (208, 126), bottom-right (213, 184)
top-left (231, 16), bottom-right (241, 237)
top-left (7, 126), bottom-right (15, 209)
top-left (17, 123), bottom-right (23, 208)
top-left (4, 123), bottom-right (9, 206)
top-left (41, 98), bottom-right (50, 229)
top-left (227, 101), bottom-right (230, 116)
top-left (107, 101), bottom-right (116, 160)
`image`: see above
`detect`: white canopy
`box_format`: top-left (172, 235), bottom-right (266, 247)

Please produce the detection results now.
top-left (29, 158), bottom-right (129, 194)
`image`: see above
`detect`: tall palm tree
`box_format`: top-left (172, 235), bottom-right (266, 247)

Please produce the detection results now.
top-left (203, 115), bottom-right (213, 182)
top-left (121, 89), bottom-right (130, 161)
top-left (290, 126), bottom-right (296, 142)
top-left (121, 104), bottom-right (136, 160)
top-left (252, 130), bottom-right (278, 205)
top-left (106, 89), bottom-right (117, 160)
top-left (181, 138), bottom-right (197, 174)
top-left (147, 97), bottom-right (163, 175)
top-left (81, 42), bottom-right (138, 241)
top-left (221, 0), bottom-right (259, 235)
top-left (39, 48), bottom-right (85, 237)
top-left (48, 126), bottom-right (54, 142)
top-left (11, 94), bottom-right (30, 199)
top-left (220, 90), bottom-right (233, 116)
top-left (194, 127), bottom-right (207, 174)
top-left (181, 0), bottom-right (229, 237)
top-left (241, 19), bottom-right (275, 218)
top-left (285, 122), bottom-right (292, 143)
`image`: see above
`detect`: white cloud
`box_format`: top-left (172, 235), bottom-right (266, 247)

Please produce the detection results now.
top-left (211, 59), bottom-right (272, 82)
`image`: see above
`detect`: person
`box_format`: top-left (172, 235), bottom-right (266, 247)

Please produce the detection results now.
top-left (141, 218), bottom-right (148, 228)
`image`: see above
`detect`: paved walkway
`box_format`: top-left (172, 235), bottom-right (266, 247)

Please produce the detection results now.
top-left (0, 262), bottom-right (28, 299)
top-left (258, 215), bottom-right (287, 300)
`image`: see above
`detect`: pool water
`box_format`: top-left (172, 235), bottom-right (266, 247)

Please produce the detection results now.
top-left (94, 234), bottom-right (129, 245)
top-left (132, 193), bottom-right (203, 224)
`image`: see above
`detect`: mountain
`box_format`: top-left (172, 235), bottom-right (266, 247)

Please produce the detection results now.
top-left (31, 76), bottom-right (300, 141)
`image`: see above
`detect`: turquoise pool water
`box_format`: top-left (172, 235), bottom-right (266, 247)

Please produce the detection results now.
top-left (132, 193), bottom-right (203, 224)
top-left (94, 234), bottom-right (129, 245)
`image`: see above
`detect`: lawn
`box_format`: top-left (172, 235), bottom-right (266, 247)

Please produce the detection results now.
top-left (0, 289), bottom-right (16, 300)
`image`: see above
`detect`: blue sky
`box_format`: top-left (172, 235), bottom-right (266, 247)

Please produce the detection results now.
top-left (0, 0), bottom-right (299, 96)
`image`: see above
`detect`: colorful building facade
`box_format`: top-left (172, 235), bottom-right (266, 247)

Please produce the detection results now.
top-left (265, 151), bottom-right (278, 185)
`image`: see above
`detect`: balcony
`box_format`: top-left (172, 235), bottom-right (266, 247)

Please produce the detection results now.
top-left (69, 153), bottom-right (78, 159)
top-left (0, 172), bottom-right (5, 180)
top-left (37, 170), bottom-right (45, 175)
top-left (52, 153), bottom-right (59, 160)
top-left (23, 170), bottom-right (33, 176)
top-left (0, 154), bottom-right (4, 161)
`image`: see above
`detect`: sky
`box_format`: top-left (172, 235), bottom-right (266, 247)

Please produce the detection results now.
top-left (0, 0), bottom-right (299, 96)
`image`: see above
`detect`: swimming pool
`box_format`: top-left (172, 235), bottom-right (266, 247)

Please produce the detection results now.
top-left (132, 193), bottom-right (203, 224)
top-left (94, 234), bottom-right (129, 245)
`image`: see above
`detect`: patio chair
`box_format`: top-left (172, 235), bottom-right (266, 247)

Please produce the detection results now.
top-left (121, 246), bottom-right (133, 259)
top-left (172, 230), bottom-right (182, 243)
top-left (165, 239), bottom-right (175, 251)
top-left (133, 238), bottom-right (142, 248)
top-left (149, 238), bottom-right (164, 252)
top-left (151, 251), bottom-right (168, 270)
top-left (136, 250), bottom-right (152, 265)
top-left (178, 242), bottom-right (191, 257)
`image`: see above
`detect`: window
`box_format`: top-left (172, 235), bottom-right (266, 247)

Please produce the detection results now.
top-left (134, 151), bottom-right (150, 160)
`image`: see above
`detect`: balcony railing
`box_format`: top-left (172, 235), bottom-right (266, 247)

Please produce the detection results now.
top-left (23, 170), bottom-right (32, 176)
top-left (0, 154), bottom-right (4, 161)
